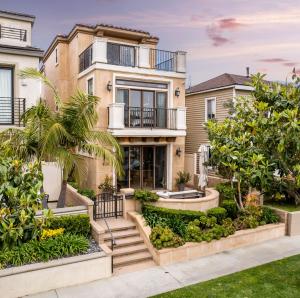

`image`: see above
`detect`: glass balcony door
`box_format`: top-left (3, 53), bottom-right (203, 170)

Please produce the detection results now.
top-left (0, 67), bottom-right (13, 125)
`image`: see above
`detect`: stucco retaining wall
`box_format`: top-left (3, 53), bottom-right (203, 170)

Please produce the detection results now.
top-left (0, 251), bottom-right (112, 298)
top-left (268, 206), bottom-right (300, 236)
top-left (65, 184), bottom-right (94, 219)
top-left (152, 188), bottom-right (219, 212)
top-left (128, 212), bottom-right (286, 266)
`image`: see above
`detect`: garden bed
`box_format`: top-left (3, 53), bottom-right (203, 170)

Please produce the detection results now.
top-left (129, 212), bottom-right (285, 266)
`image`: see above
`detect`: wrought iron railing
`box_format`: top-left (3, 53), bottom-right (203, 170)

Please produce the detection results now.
top-left (0, 25), bottom-right (27, 41)
top-left (124, 107), bottom-right (177, 129)
top-left (107, 42), bottom-right (136, 67)
top-left (150, 49), bottom-right (176, 71)
top-left (0, 97), bottom-right (25, 126)
top-left (79, 44), bottom-right (93, 72)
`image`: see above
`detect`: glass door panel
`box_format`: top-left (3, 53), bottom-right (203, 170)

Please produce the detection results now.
top-left (129, 147), bottom-right (141, 188)
top-left (156, 92), bottom-right (167, 128)
top-left (155, 146), bottom-right (166, 188)
top-left (0, 67), bottom-right (13, 124)
top-left (118, 147), bottom-right (129, 188)
top-left (116, 88), bottom-right (129, 126)
top-left (142, 147), bottom-right (154, 189)
top-left (130, 90), bottom-right (142, 127)
top-left (142, 91), bottom-right (154, 127)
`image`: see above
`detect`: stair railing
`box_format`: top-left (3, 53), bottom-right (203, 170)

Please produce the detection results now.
top-left (103, 218), bottom-right (116, 273)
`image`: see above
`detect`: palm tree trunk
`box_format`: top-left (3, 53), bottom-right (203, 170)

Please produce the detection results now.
top-left (57, 180), bottom-right (67, 208)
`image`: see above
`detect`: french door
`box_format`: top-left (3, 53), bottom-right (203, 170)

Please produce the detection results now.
top-left (119, 146), bottom-right (167, 189)
top-left (0, 67), bottom-right (13, 124)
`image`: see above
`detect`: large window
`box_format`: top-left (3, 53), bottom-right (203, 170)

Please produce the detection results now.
top-left (0, 67), bottom-right (13, 125)
top-left (118, 146), bottom-right (167, 189)
top-left (107, 43), bottom-right (135, 67)
top-left (205, 97), bottom-right (216, 121)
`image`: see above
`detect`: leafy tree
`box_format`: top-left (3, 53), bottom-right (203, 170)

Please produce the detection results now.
top-left (206, 73), bottom-right (300, 208)
top-left (0, 69), bottom-right (123, 206)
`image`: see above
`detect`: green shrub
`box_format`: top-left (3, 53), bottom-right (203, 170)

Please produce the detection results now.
top-left (98, 175), bottom-right (116, 193)
top-left (47, 214), bottom-right (91, 237)
top-left (185, 221), bottom-right (202, 242)
top-left (207, 207), bottom-right (227, 224)
top-left (216, 183), bottom-right (235, 202)
top-left (149, 226), bottom-right (185, 250)
top-left (134, 189), bottom-right (159, 203)
top-left (142, 204), bottom-right (205, 224)
top-left (78, 188), bottom-right (95, 199)
top-left (198, 216), bottom-right (217, 228)
top-left (261, 207), bottom-right (280, 224)
top-left (222, 218), bottom-right (236, 236)
top-left (175, 171), bottom-right (191, 185)
top-left (68, 181), bottom-right (78, 189)
top-left (0, 233), bottom-right (89, 269)
top-left (221, 200), bottom-right (238, 219)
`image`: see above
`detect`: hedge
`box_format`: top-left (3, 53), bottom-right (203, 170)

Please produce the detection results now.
top-left (0, 234), bottom-right (89, 269)
top-left (48, 214), bottom-right (91, 237)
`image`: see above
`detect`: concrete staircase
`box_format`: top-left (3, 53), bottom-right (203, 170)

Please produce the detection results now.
top-left (103, 219), bottom-right (155, 274)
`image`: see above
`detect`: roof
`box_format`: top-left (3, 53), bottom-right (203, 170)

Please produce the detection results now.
top-left (0, 44), bottom-right (44, 58)
top-left (0, 10), bottom-right (35, 24)
top-left (186, 73), bottom-right (252, 94)
top-left (43, 23), bottom-right (159, 62)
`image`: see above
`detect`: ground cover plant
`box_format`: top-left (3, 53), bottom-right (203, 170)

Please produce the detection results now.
top-left (153, 254), bottom-right (300, 298)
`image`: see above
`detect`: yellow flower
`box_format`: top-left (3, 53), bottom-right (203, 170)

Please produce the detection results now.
top-left (41, 228), bottom-right (64, 240)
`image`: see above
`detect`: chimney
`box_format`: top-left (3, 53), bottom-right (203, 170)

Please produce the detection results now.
top-left (246, 67), bottom-right (250, 78)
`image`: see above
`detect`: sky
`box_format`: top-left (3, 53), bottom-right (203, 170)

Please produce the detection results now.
top-left (2, 0), bottom-right (300, 85)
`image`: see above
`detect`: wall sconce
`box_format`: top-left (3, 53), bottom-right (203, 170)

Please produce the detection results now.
top-left (176, 147), bottom-right (182, 157)
top-left (175, 87), bottom-right (180, 97)
top-left (107, 81), bottom-right (112, 92)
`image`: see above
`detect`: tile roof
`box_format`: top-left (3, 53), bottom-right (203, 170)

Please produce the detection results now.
top-left (186, 73), bottom-right (252, 94)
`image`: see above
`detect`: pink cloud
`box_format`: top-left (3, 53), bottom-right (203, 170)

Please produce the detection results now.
top-left (218, 18), bottom-right (245, 30)
top-left (258, 58), bottom-right (287, 63)
top-left (206, 26), bottom-right (231, 46)
top-left (283, 62), bottom-right (298, 67)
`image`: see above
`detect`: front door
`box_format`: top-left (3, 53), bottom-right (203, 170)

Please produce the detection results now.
top-left (0, 67), bottom-right (13, 125)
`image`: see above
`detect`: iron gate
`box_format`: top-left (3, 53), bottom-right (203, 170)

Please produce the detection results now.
top-left (93, 192), bottom-right (123, 220)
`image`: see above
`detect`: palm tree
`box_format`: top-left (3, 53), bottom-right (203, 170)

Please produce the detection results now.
top-left (0, 68), bottom-right (123, 207)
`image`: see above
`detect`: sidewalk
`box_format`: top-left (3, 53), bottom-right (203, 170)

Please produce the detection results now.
top-left (26, 235), bottom-right (300, 298)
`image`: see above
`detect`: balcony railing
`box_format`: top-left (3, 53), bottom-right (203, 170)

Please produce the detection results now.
top-left (79, 40), bottom-right (186, 73)
top-left (124, 107), bottom-right (177, 129)
top-left (0, 97), bottom-right (25, 126)
top-left (108, 103), bottom-right (186, 131)
top-left (79, 44), bottom-right (93, 72)
top-left (0, 25), bottom-right (27, 41)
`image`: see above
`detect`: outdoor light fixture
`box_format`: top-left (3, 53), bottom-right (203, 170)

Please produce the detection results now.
top-left (107, 81), bottom-right (112, 92)
top-left (176, 147), bottom-right (182, 157)
top-left (175, 87), bottom-right (180, 97)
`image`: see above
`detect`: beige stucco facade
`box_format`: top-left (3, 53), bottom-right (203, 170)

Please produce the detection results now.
top-left (43, 25), bottom-right (186, 191)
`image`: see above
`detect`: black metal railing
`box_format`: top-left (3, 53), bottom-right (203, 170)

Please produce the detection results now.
top-left (150, 49), bottom-right (176, 72)
top-left (79, 44), bottom-right (93, 72)
top-left (93, 192), bottom-right (123, 220)
top-left (107, 43), bottom-right (136, 67)
top-left (0, 97), bottom-right (25, 126)
top-left (124, 107), bottom-right (176, 129)
top-left (0, 25), bottom-right (27, 41)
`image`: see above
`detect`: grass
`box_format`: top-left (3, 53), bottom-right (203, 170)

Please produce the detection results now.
top-left (265, 201), bottom-right (300, 212)
top-left (153, 254), bottom-right (300, 298)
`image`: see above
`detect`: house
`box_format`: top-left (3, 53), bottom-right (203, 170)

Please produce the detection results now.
top-left (42, 23), bottom-right (187, 191)
top-left (0, 10), bottom-right (43, 129)
top-left (184, 72), bottom-right (253, 181)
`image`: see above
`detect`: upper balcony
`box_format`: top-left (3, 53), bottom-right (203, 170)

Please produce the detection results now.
top-left (108, 103), bottom-right (186, 137)
top-left (0, 25), bottom-right (27, 42)
top-left (79, 38), bottom-right (186, 74)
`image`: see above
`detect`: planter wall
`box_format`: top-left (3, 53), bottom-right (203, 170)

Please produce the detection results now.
top-left (128, 212), bottom-right (286, 266)
top-left (269, 206), bottom-right (300, 236)
top-left (0, 251), bottom-right (112, 298)
top-left (153, 188), bottom-right (219, 212)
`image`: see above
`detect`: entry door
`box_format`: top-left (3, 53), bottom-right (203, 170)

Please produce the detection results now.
top-left (142, 147), bottom-right (154, 188)
top-left (0, 67), bottom-right (13, 124)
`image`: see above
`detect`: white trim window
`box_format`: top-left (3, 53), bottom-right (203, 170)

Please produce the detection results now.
top-left (87, 78), bottom-right (94, 95)
top-left (205, 97), bottom-right (216, 121)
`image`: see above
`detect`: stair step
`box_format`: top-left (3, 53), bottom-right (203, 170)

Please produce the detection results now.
top-left (112, 243), bottom-right (148, 257)
top-left (104, 229), bottom-right (139, 241)
top-left (113, 260), bottom-right (156, 275)
top-left (106, 224), bottom-right (136, 233)
top-left (113, 251), bottom-right (153, 268)
top-left (106, 236), bottom-right (144, 248)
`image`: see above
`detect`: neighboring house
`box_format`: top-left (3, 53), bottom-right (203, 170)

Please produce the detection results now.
top-left (185, 72), bottom-right (253, 177)
top-left (0, 10), bottom-right (43, 129)
top-left (42, 24), bottom-right (187, 191)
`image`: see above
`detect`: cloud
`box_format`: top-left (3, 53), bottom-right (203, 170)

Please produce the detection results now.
top-left (218, 18), bottom-right (245, 29)
top-left (258, 58), bottom-right (287, 63)
top-left (206, 26), bottom-right (231, 46)
top-left (283, 62), bottom-right (298, 67)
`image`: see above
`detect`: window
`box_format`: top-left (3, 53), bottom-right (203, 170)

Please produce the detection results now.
top-left (107, 43), bottom-right (135, 67)
top-left (205, 97), bottom-right (216, 121)
top-left (87, 78), bottom-right (93, 95)
top-left (55, 48), bottom-right (58, 64)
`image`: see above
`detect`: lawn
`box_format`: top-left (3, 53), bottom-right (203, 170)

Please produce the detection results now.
top-left (153, 254), bottom-right (300, 298)
top-left (265, 201), bottom-right (300, 212)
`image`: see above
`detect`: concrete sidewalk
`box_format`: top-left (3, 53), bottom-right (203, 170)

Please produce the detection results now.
top-left (26, 235), bottom-right (300, 298)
